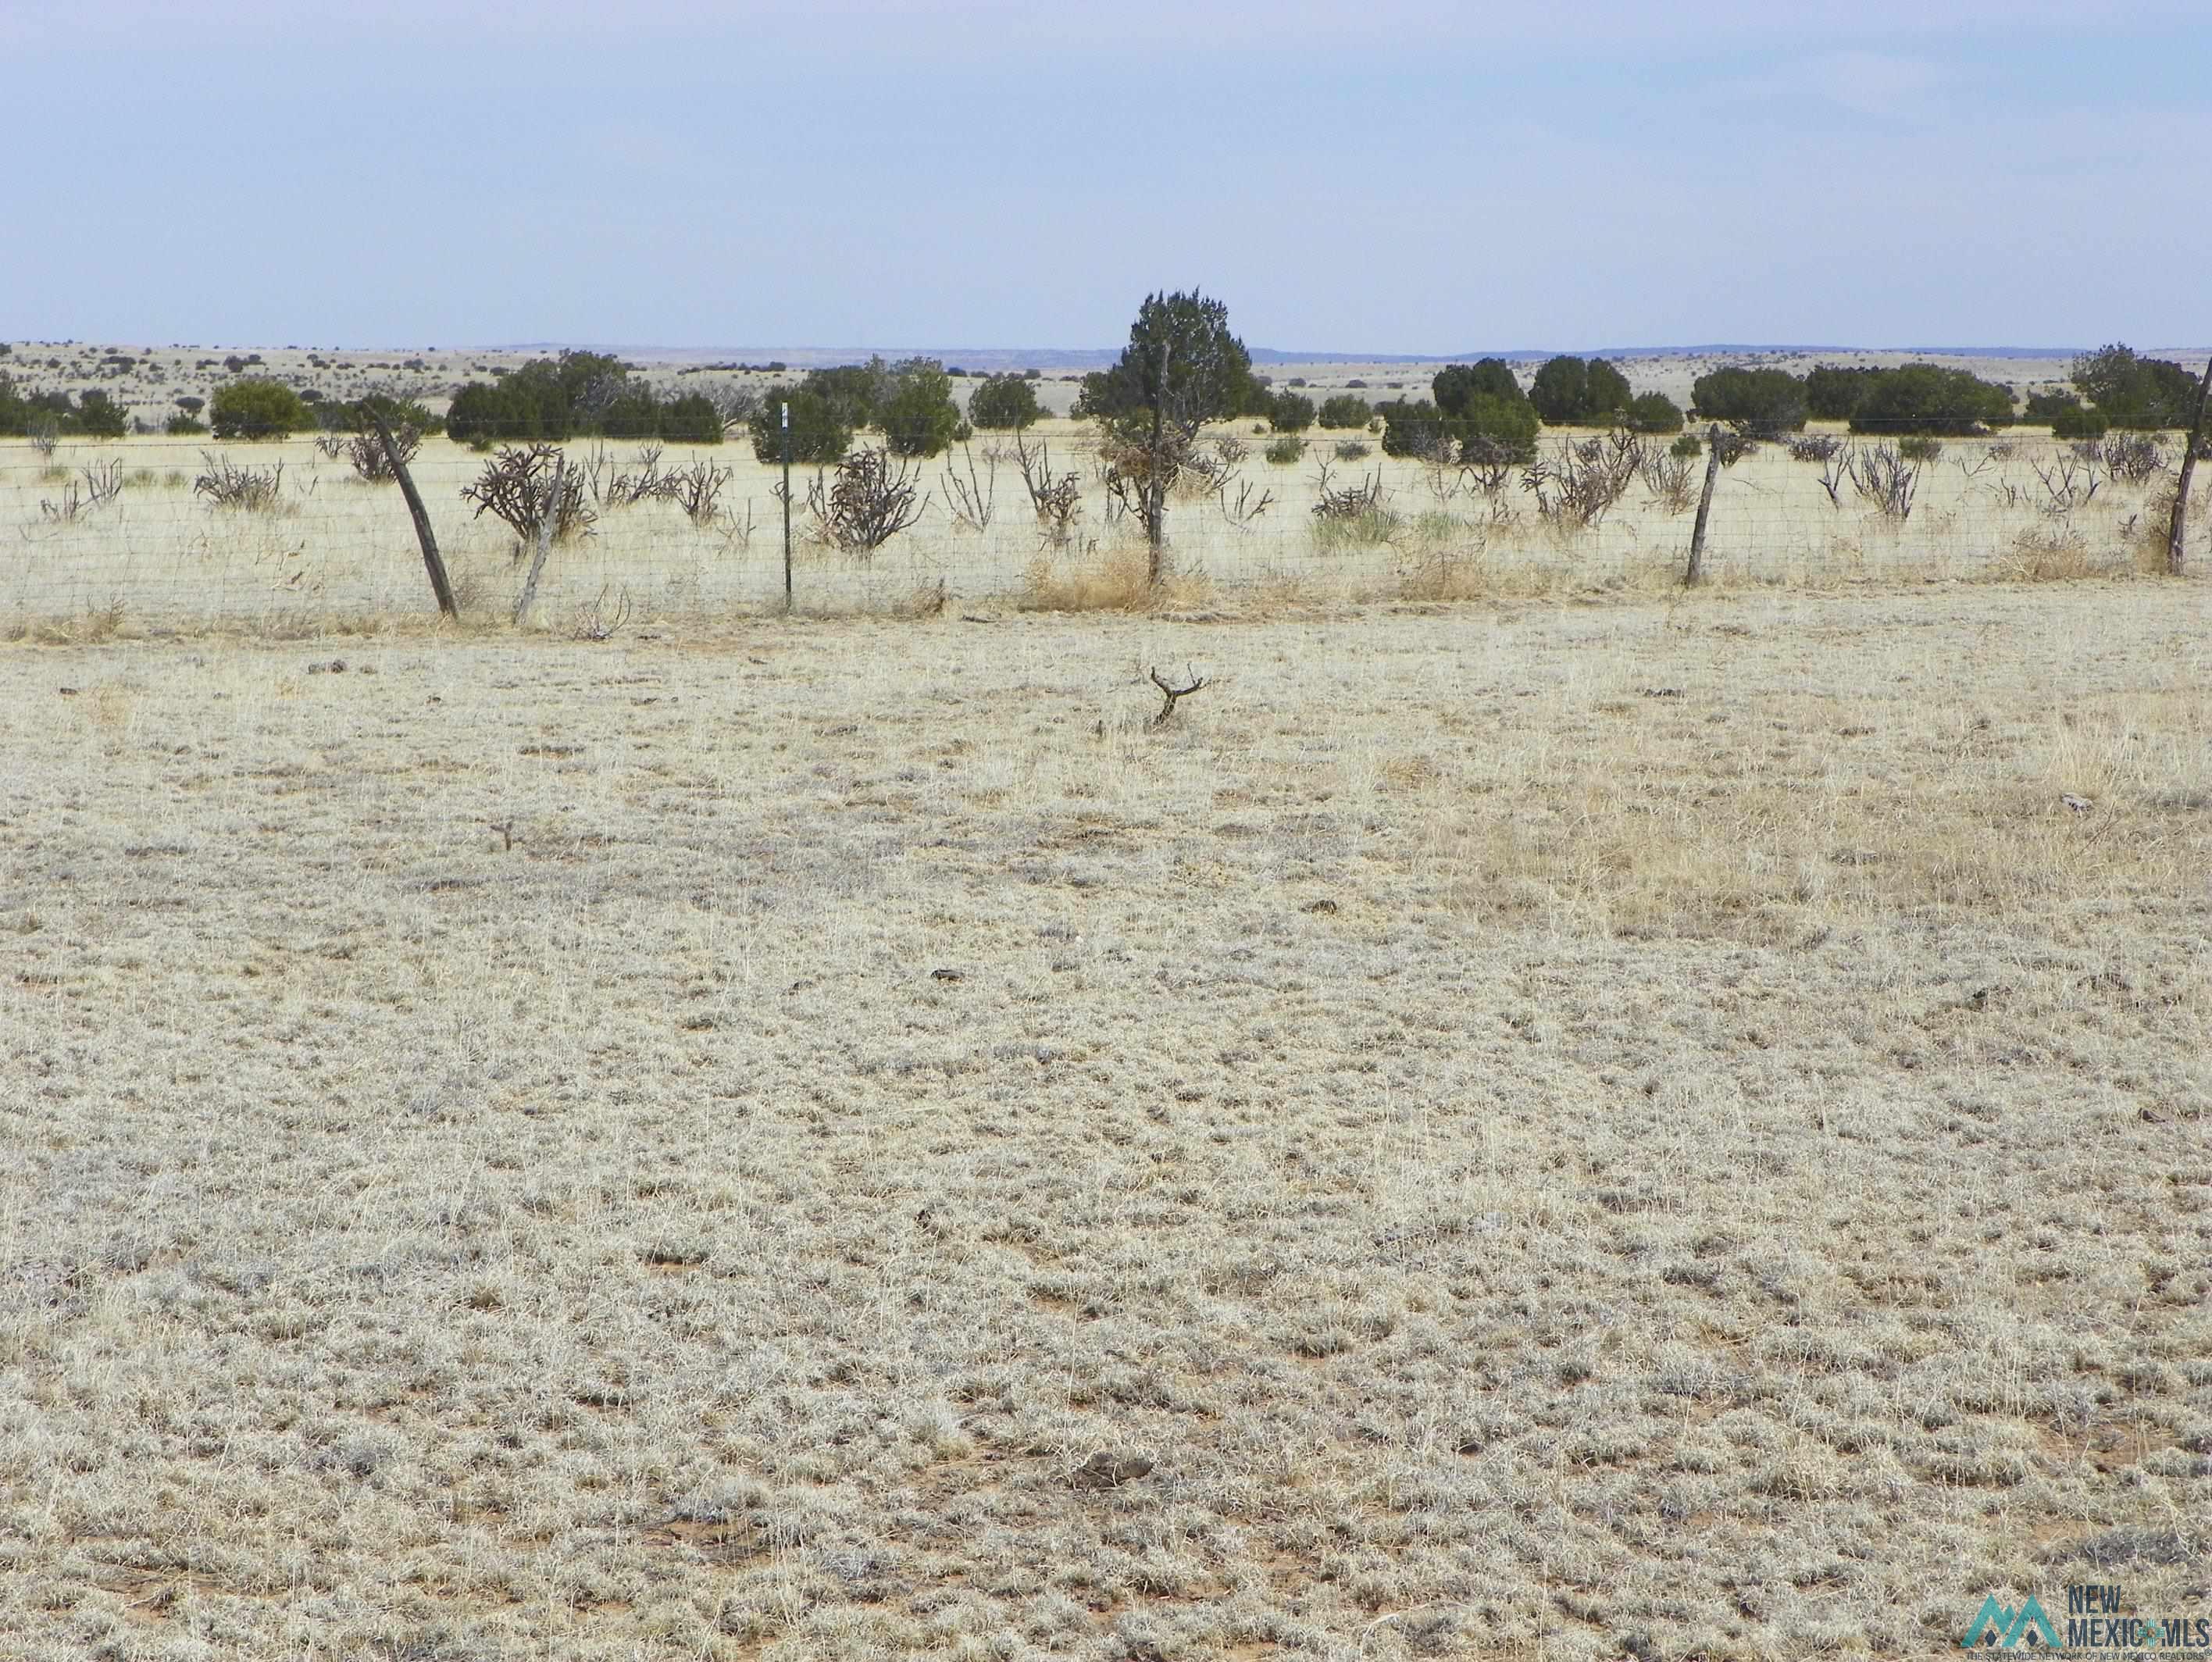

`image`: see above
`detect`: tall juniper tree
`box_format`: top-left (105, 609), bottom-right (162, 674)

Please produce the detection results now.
top-left (1074, 290), bottom-right (1255, 579)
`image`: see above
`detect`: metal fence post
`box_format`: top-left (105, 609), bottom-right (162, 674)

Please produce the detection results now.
top-left (791, 400), bottom-right (801, 615)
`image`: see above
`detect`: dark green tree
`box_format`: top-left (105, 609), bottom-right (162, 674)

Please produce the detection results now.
top-left (1078, 290), bottom-right (1256, 564)
top-left (1846, 364), bottom-right (2014, 435)
top-left (446, 383), bottom-right (532, 446)
top-left (1432, 359), bottom-right (1522, 412)
top-left (2024, 389), bottom-right (2084, 426)
top-left (1318, 393), bottom-right (1372, 430)
top-left (1690, 367), bottom-right (1807, 437)
top-left (967, 373), bottom-right (1043, 430)
top-left (1376, 399), bottom-right (1450, 458)
top-left (76, 390), bottom-right (130, 438)
top-left (1624, 391), bottom-right (1685, 434)
top-left (1268, 391), bottom-right (1316, 433)
top-left (1528, 355), bottom-right (1630, 425)
top-left (879, 358), bottom-right (964, 456)
top-left (1805, 365), bottom-right (1878, 421)
top-left (2071, 344), bottom-right (2198, 429)
top-left (348, 391), bottom-right (442, 436)
top-left (656, 392), bottom-right (724, 444)
top-left (748, 387), bottom-right (852, 465)
top-left (1432, 362), bottom-right (1539, 462)
top-left (210, 377), bottom-right (309, 439)
top-left (801, 358), bottom-right (894, 433)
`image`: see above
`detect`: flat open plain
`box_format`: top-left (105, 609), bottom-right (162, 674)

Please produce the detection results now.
top-left (2, 586), bottom-right (2207, 1660)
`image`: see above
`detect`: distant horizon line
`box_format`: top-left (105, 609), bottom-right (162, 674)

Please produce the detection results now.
top-left (495, 341), bottom-right (2125, 359)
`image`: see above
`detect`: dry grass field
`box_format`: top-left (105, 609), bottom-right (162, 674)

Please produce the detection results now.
top-left (2, 420), bottom-right (2204, 635)
top-left (2, 581), bottom-right (2208, 1660)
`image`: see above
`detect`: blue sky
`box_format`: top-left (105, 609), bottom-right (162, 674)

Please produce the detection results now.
top-left (5, 0), bottom-right (2206, 353)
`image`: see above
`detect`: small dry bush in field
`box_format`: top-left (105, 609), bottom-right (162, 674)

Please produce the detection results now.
top-left (1309, 461), bottom-right (1398, 550)
top-left (1020, 543), bottom-right (1210, 612)
top-left (1022, 543), bottom-right (1150, 610)
top-left (805, 447), bottom-right (927, 555)
top-left (1848, 443), bottom-right (1921, 519)
top-left (1639, 447), bottom-right (1697, 513)
top-left (2100, 432), bottom-right (2166, 483)
top-left (194, 451), bottom-right (286, 513)
top-left (663, 458), bottom-right (732, 526)
top-left (1525, 432), bottom-right (1641, 526)
top-left (1015, 433), bottom-right (1083, 547)
top-left (462, 444), bottom-right (597, 549)
top-left (1996, 522), bottom-right (2143, 581)
top-left (347, 424), bottom-right (420, 483)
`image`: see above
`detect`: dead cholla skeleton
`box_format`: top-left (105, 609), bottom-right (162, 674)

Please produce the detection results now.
top-left (1311, 459), bottom-right (1387, 520)
top-left (1524, 431), bottom-right (1643, 526)
top-left (1015, 432), bottom-right (1083, 547)
top-left (1847, 442), bottom-right (1922, 519)
top-left (804, 446), bottom-right (928, 555)
top-left (462, 444), bottom-right (598, 551)
top-left (347, 423), bottom-right (421, 483)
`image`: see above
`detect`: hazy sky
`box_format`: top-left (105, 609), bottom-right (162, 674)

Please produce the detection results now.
top-left (5, 1), bottom-right (2206, 354)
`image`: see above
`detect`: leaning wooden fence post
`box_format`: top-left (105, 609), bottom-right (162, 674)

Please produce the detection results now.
top-left (2165, 355), bottom-right (2212, 576)
top-left (512, 457), bottom-right (565, 626)
top-left (1685, 423), bottom-right (1725, 585)
top-left (372, 411), bottom-right (458, 620)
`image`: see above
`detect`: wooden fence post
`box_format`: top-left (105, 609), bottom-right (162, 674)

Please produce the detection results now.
top-left (2166, 355), bottom-right (2212, 576)
top-left (372, 412), bottom-right (458, 619)
top-left (512, 457), bottom-right (565, 626)
top-left (1685, 424), bottom-right (1724, 585)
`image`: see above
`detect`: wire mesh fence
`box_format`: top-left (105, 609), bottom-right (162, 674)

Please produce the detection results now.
top-left (4, 422), bottom-right (2207, 632)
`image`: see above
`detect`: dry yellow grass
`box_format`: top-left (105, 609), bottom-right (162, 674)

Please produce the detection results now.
top-left (5, 425), bottom-right (2208, 634)
top-left (2, 585), bottom-right (2208, 1661)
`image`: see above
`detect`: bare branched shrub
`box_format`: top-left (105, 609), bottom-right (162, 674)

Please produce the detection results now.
top-left (1220, 478), bottom-right (1275, 526)
top-left (1847, 443), bottom-right (1921, 519)
top-left (462, 444), bottom-right (596, 547)
top-left (314, 433), bottom-right (346, 461)
top-left (2032, 450), bottom-right (2103, 515)
top-left (82, 458), bottom-right (124, 508)
top-left (2101, 433), bottom-right (2165, 484)
top-left (1310, 461), bottom-right (1398, 548)
top-left (1524, 434), bottom-right (1641, 526)
top-left (1421, 454), bottom-right (1467, 507)
top-left (1183, 439), bottom-right (1271, 525)
top-left (710, 499), bottom-right (758, 555)
top-left (347, 424), bottom-right (419, 483)
top-left (1787, 434), bottom-right (1842, 463)
top-left (1016, 433), bottom-right (1083, 548)
top-left (941, 444), bottom-right (997, 533)
top-left (194, 451), bottom-right (286, 513)
top-left (39, 480), bottom-right (86, 522)
top-left (569, 584), bottom-right (633, 640)
top-left (1311, 459), bottom-right (1387, 519)
top-left (665, 458), bottom-right (732, 526)
top-left (806, 447), bottom-right (927, 555)
top-left (598, 444), bottom-right (669, 508)
top-left (1638, 448), bottom-right (1697, 515)
top-left (27, 416), bottom-right (59, 460)
top-left (1815, 442), bottom-right (1853, 508)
